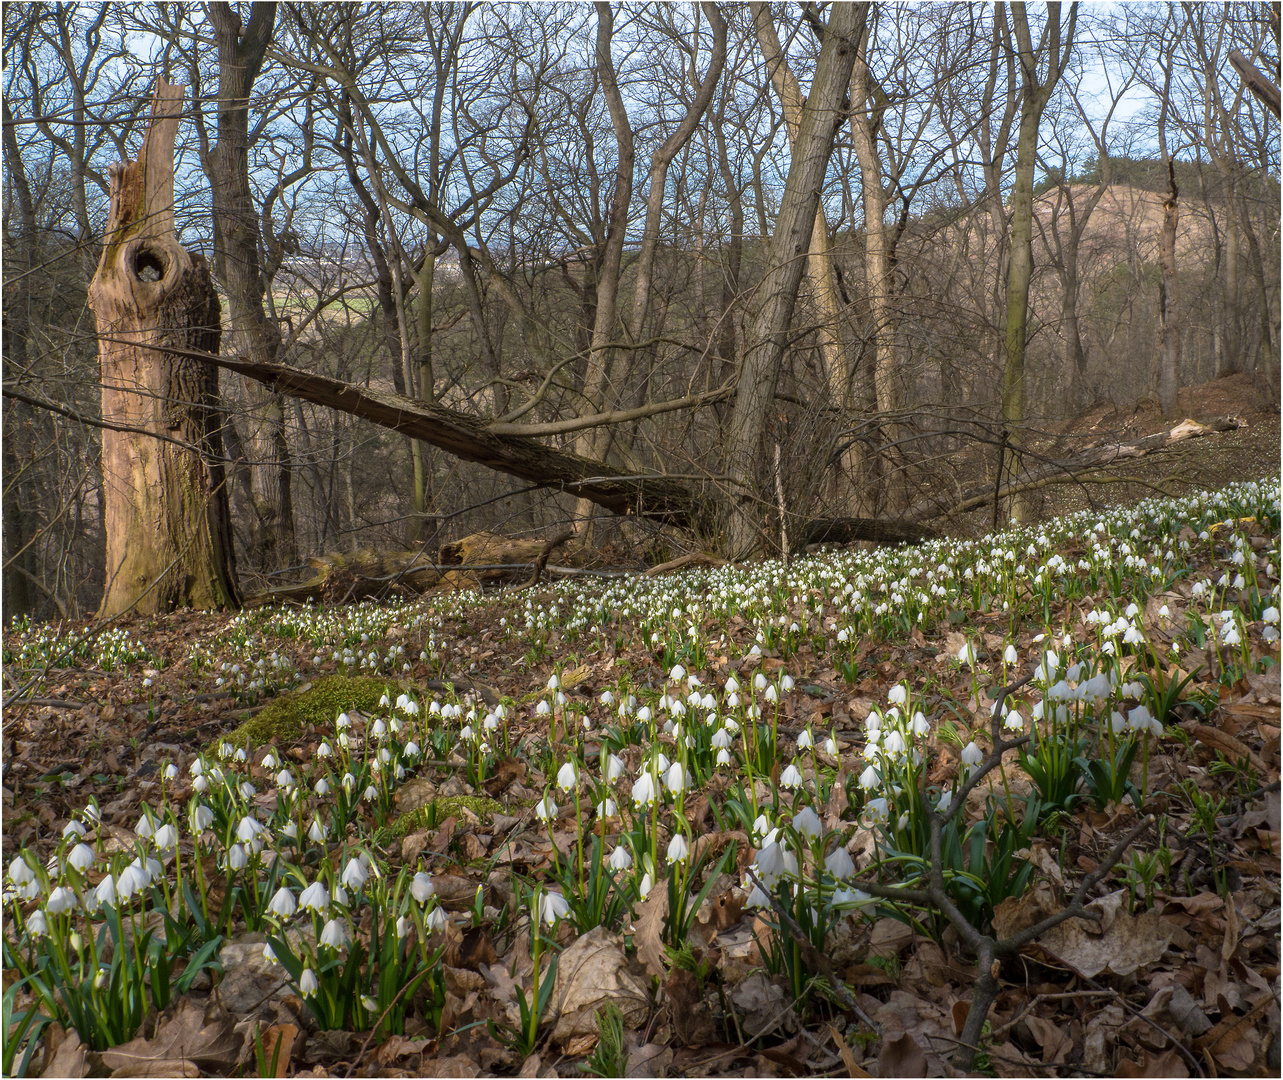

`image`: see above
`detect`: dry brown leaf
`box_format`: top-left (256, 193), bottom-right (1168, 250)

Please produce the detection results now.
top-left (632, 880), bottom-right (670, 979)
top-left (1035, 891), bottom-right (1173, 978)
top-left (550, 927), bottom-right (650, 1046)
top-left (827, 1023), bottom-right (872, 1078)
top-left (876, 1031), bottom-right (928, 1078)
top-left (867, 917), bottom-right (914, 959)
top-left (1023, 1014), bottom-right (1073, 1064)
top-left (1192, 724), bottom-right (1267, 774)
top-left (992, 879), bottom-right (1060, 941)
top-left (255, 1023), bottom-right (298, 1077)
top-left (43, 1026), bottom-right (88, 1079)
top-left (625, 1041), bottom-right (674, 1077)
top-left (100, 998), bottom-right (242, 1074)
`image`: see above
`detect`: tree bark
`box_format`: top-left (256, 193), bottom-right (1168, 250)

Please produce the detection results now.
top-left (87, 80), bottom-right (240, 617)
top-left (723, 2), bottom-right (866, 557)
top-left (751, 4), bottom-right (848, 407)
top-left (1000, 2), bottom-right (1076, 522)
top-left (1157, 161), bottom-right (1182, 417)
top-left (207, 1), bottom-right (297, 571)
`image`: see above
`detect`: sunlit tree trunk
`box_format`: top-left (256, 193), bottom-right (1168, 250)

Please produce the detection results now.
top-left (88, 81), bottom-right (239, 616)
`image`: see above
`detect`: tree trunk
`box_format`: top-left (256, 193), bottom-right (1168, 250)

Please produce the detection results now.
top-left (723, 2), bottom-right (866, 557)
top-left (87, 80), bottom-right (240, 617)
top-left (751, 3), bottom-right (848, 407)
top-left (1157, 161), bottom-right (1181, 417)
top-left (1000, 2), bottom-right (1075, 522)
top-left (208, 1), bottom-right (297, 571)
top-left (849, 23), bottom-right (896, 512)
top-left (574, 2), bottom-right (636, 528)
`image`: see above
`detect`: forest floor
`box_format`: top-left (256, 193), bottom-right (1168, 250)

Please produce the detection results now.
top-left (2, 373), bottom-right (1280, 1079)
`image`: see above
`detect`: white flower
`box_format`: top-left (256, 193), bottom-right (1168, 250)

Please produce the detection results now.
top-left (227, 845), bottom-right (249, 872)
top-left (1004, 643), bottom-right (1018, 664)
top-left (68, 843), bottom-right (95, 871)
top-left (268, 886), bottom-right (297, 918)
top-left (321, 918), bottom-right (349, 950)
top-left (535, 793), bottom-right (557, 821)
top-left (865, 797), bottom-right (889, 824)
top-left (796, 729), bottom-right (814, 750)
top-left (605, 753), bottom-right (625, 781)
top-left (317, 741), bottom-right (333, 759)
top-left (764, 684), bottom-right (779, 703)
top-left (556, 761), bottom-right (579, 791)
top-left (825, 846), bottom-right (855, 879)
top-left (342, 857), bottom-right (368, 891)
top-left (596, 798), bottom-right (618, 817)
top-left (135, 813), bottom-right (155, 840)
top-left (308, 817), bottom-right (328, 843)
top-left (823, 734), bottom-right (839, 755)
top-left (961, 741), bottom-right (983, 767)
top-left (780, 762), bottom-right (804, 788)
top-left (425, 906), bottom-right (447, 932)
top-left (152, 824), bottom-right (178, 851)
top-left (1002, 709), bottom-right (1024, 732)
top-left (539, 890), bottom-right (571, 927)
top-left (163, 763), bottom-right (178, 781)
top-left (632, 772), bottom-right (657, 806)
top-left (936, 789), bottom-right (954, 814)
top-left (62, 820), bottom-right (87, 839)
top-left (300, 881), bottom-right (330, 914)
top-left (887, 684), bottom-right (908, 706)
top-left (608, 846), bottom-right (633, 871)
top-left (300, 968), bottom-right (319, 997)
top-left (664, 761), bottom-right (686, 794)
top-left (667, 833), bottom-right (689, 863)
top-left (793, 806), bottom-right (822, 838)
top-left (957, 641), bottom-right (976, 666)
top-left (47, 885), bottom-right (77, 914)
top-left (859, 765), bottom-right (879, 790)
top-left (93, 875), bottom-right (118, 909)
top-left (27, 910), bottom-right (48, 938)
top-left (411, 872), bottom-right (435, 904)
top-left (638, 872), bottom-right (654, 899)
top-left (261, 752), bottom-right (279, 770)
top-left (363, 784), bottom-right (379, 802)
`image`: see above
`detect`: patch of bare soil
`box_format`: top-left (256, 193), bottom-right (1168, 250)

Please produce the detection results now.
top-left (949, 373), bottom-right (1280, 534)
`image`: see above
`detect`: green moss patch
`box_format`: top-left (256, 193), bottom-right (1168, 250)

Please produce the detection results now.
top-left (213, 674), bottom-right (396, 751)
top-left (390, 794), bottom-right (504, 838)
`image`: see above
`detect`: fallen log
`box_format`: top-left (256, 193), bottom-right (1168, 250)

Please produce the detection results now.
top-left (244, 530), bottom-right (576, 606)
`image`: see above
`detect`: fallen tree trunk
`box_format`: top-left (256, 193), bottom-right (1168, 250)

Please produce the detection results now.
top-left (245, 531), bottom-right (576, 606)
top-left (150, 345), bottom-right (711, 528)
top-left (140, 341), bottom-right (931, 551)
top-left (907, 415), bottom-right (1247, 523)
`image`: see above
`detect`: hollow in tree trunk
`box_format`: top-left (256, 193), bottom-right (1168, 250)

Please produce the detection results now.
top-left (88, 80), bottom-right (239, 617)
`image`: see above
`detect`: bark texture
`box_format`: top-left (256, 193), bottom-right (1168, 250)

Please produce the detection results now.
top-left (88, 80), bottom-right (240, 617)
top-left (723, 2), bottom-right (866, 557)
top-left (208, 1), bottom-right (297, 570)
